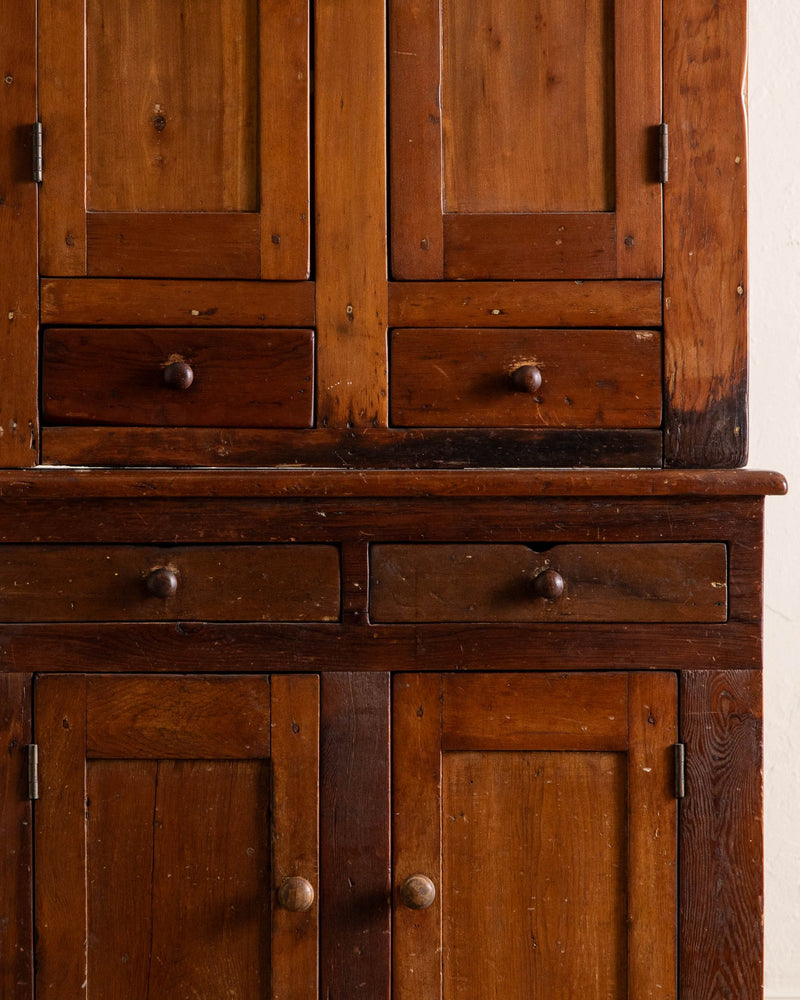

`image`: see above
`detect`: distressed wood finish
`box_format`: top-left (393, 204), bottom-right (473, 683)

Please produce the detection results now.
top-left (35, 674), bottom-right (320, 1000)
top-left (34, 676), bottom-right (88, 1000)
top-left (315, 0), bottom-right (389, 428)
top-left (393, 672), bottom-right (678, 1000)
top-left (370, 543), bottom-right (727, 623)
top-left (86, 0), bottom-right (259, 213)
top-left (0, 468), bottom-right (784, 499)
top-left (271, 675), bottom-right (319, 1000)
top-left (388, 281), bottom-right (663, 329)
top-left (39, 0), bottom-right (310, 280)
top-left (320, 672), bottom-right (391, 1000)
top-left (42, 328), bottom-right (314, 428)
top-left (0, 544), bottom-right (340, 622)
top-left (663, 0), bottom-right (748, 466)
top-left (40, 279), bottom-right (315, 327)
top-left (0, 674), bottom-right (32, 1000)
top-left (627, 672), bottom-right (678, 1000)
top-left (680, 671), bottom-right (763, 1000)
top-left (392, 674), bottom-right (443, 1000)
top-left (441, 0), bottom-right (615, 215)
top-left (0, 0), bottom-right (38, 465)
top-left (390, 328), bottom-right (662, 428)
top-left (390, 0), bottom-right (662, 281)
top-left (86, 675), bottom-right (271, 758)
top-left (41, 426), bottom-right (663, 468)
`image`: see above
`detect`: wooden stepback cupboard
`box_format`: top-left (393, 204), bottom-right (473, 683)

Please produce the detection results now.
top-left (0, 2), bottom-right (785, 1000)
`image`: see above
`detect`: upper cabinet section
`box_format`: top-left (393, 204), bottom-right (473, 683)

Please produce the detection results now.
top-left (38, 0), bottom-right (310, 279)
top-left (389, 0), bottom-right (663, 280)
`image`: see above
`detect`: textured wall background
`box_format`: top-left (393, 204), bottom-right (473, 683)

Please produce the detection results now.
top-left (749, 2), bottom-right (800, 996)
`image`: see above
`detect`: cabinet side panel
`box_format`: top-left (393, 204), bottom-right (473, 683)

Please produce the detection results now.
top-left (663, 0), bottom-right (748, 467)
top-left (0, 0), bottom-right (38, 465)
top-left (320, 672), bottom-right (391, 1000)
top-left (0, 674), bottom-right (33, 1000)
top-left (680, 670), bottom-right (763, 1000)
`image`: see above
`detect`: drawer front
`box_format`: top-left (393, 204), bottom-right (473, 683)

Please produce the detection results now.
top-left (42, 328), bottom-right (314, 427)
top-left (370, 543), bottom-right (727, 622)
top-left (0, 545), bottom-right (340, 622)
top-left (390, 328), bottom-right (662, 427)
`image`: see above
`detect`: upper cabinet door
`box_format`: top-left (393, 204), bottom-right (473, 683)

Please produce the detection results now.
top-left (39, 0), bottom-right (310, 279)
top-left (390, 0), bottom-right (662, 280)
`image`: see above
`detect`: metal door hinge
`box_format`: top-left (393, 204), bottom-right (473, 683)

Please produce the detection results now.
top-left (27, 744), bottom-right (39, 800)
top-left (673, 742), bottom-right (685, 799)
top-left (32, 122), bottom-right (43, 183)
top-left (659, 123), bottom-right (669, 184)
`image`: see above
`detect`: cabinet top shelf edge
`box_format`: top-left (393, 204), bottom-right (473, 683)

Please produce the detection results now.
top-left (0, 469), bottom-right (786, 500)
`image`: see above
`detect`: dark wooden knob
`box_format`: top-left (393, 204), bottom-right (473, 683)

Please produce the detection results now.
top-left (146, 567), bottom-right (178, 599)
top-left (163, 361), bottom-right (194, 390)
top-left (399, 874), bottom-right (436, 910)
top-left (511, 364), bottom-right (543, 393)
top-left (532, 569), bottom-right (565, 601)
top-left (277, 877), bottom-right (315, 912)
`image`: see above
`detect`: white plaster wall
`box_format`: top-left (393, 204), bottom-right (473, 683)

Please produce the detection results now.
top-left (749, 2), bottom-right (800, 996)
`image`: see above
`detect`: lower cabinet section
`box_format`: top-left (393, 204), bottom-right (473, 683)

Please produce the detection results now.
top-left (31, 670), bottom-right (677, 1000)
top-left (33, 674), bottom-right (319, 1000)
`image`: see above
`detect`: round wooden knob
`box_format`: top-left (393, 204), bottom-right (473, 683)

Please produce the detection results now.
top-left (511, 364), bottom-right (543, 393)
top-left (163, 361), bottom-right (194, 390)
top-left (146, 567), bottom-right (178, 599)
top-left (532, 569), bottom-right (565, 601)
top-left (277, 877), bottom-right (315, 912)
top-left (399, 874), bottom-right (436, 910)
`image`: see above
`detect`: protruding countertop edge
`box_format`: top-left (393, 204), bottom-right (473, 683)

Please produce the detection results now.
top-left (0, 468), bottom-right (787, 500)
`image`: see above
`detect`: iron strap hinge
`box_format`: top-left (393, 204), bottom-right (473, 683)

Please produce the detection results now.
top-left (674, 742), bottom-right (686, 799)
top-left (32, 122), bottom-right (43, 184)
top-left (659, 122), bottom-right (669, 184)
top-left (27, 744), bottom-right (39, 800)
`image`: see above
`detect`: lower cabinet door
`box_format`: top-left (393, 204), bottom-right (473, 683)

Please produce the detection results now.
top-left (393, 672), bottom-right (678, 1000)
top-left (34, 674), bottom-right (319, 1000)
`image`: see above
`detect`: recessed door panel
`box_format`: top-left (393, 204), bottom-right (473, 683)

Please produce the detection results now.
top-left (390, 0), bottom-right (662, 279)
top-left (39, 0), bottom-right (310, 279)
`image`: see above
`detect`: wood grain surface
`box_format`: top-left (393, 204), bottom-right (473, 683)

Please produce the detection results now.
top-left (0, 674), bottom-right (33, 1000)
top-left (320, 672), bottom-right (391, 1000)
top-left (680, 670), bottom-right (763, 1000)
top-left (441, 0), bottom-right (615, 214)
top-left (393, 674), bottom-right (443, 1000)
top-left (271, 674), bottom-right (319, 1000)
top-left (0, 0), bottom-right (38, 465)
top-left (42, 328), bottom-right (314, 428)
top-left (388, 281), bottom-right (662, 329)
top-left (41, 279), bottom-right (315, 328)
top-left (315, 0), bottom-right (389, 427)
top-left (390, 328), bottom-right (661, 428)
top-left (0, 544), bottom-right (340, 622)
top-left (34, 676), bottom-right (88, 1000)
top-left (86, 675), bottom-right (271, 758)
top-left (40, 426), bottom-right (663, 468)
top-left (0, 469), bottom-right (784, 499)
top-left (370, 543), bottom-right (727, 623)
top-left (663, 0), bottom-right (748, 466)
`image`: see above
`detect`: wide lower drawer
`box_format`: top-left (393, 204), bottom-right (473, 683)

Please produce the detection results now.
top-left (390, 328), bottom-right (662, 427)
top-left (0, 545), bottom-right (340, 621)
top-left (369, 543), bottom-right (727, 622)
top-left (41, 328), bottom-right (314, 427)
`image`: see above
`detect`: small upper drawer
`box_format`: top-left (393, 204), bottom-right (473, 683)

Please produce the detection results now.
top-left (41, 328), bottom-right (314, 427)
top-left (370, 543), bottom-right (727, 623)
top-left (0, 545), bottom-right (339, 622)
top-left (390, 328), bottom-right (661, 427)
